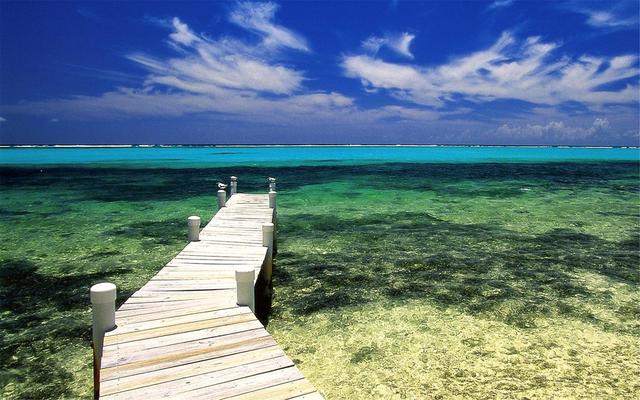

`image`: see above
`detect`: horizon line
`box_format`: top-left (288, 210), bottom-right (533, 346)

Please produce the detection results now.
top-left (1, 144), bottom-right (639, 149)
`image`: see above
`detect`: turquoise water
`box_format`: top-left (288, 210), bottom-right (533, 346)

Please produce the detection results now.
top-left (1, 146), bottom-right (638, 167)
top-left (1, 146), bottom-right (638, 398)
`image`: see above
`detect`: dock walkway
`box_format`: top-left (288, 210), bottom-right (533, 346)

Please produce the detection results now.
top-left (95, 192), bottom-right (322, 399)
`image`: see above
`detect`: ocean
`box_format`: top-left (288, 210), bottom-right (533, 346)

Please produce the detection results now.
top-left (0, 145), bottom-right (638, 167)
top-left (1, 146), bottom-right (638, 399)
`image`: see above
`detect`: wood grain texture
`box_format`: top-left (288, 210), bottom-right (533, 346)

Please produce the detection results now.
top-left (99, 192), bottom-right (322, 399)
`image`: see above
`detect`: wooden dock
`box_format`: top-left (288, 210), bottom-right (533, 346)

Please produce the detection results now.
top-left (93, 191), bottom-right (323, 399)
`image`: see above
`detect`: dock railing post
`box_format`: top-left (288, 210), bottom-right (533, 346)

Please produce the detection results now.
top-left (268, 177), bottom-right (276, 192)
top-left (268, 190), bottom-right (277, 209)
top-left (235, 267), bottom-right (255, 313)
top-left (230, 176), bottom-right (237, 196)
top-left (262, 223), bottom-right (274, 281)
top-left (217, 182), bottom-right (227, 210)
top-left (188, 216), bottom-right (200, 242)
top-left (90, 282), bottom-right (116, 400)
top-left (269, 190), bottom-right (277, 253)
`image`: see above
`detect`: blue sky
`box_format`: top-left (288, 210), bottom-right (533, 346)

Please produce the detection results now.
top-left (0, 0), bottom-right (638, 145)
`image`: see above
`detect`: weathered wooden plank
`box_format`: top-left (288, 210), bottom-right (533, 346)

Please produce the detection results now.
top-left (169, 258), bottom-right (262, 264)
top-left (173, 253), bottom-right (264, 259)
top-left (116, 299), bottom-right (217, 311)
top-left (179, 366), bottom-right (305, 399)
top-left (102, 329), bottom-right (273, 374)
top-left (101, 354), bottom-right (294, 399)
top-left (226, 378), bottom-right (318, 400)
top-left (129, 290), bottom-right (237, 300)
top-left (104, 312), bottom-right (256, 345)
top-left (140, 281), bottom-right (237, 291)
top-left (101, 347), bottom-right (288, 396)
top-left (106, 307), bottom-right (251, 337)
top-left (116, 303), bottom-right (235, 324)
top-left (151, 273), bottom-right (236, 280)
top-left (102, 319), bottom-right (264, 354)
top-left (121, 294), bottom-right (236, 306)
top-left (153, 274), bottom-right (235, 282)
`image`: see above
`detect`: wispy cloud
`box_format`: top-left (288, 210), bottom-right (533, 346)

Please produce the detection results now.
top-left (229, 1), bottom-right (309, 52)
top-left (343, 32), bottom-right (639, 107)
top-left (0, 117), bottom-right (6, 122)
top-left (60, 63), bottom-right (142, 84)
top-left (2, 3), bottom-right (438, 128)
top-left (127, 16), bottom-right (305, 95)
top-left (563, 1), bottom-right (639, 29)
top-left (488, 0), bottom-right (515, 11)
top-left (362, 32), bottom-right (415, 59)
top-left (583, 10), bottom-right (637, 28)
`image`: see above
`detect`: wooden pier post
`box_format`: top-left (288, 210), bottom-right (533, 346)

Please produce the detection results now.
top-left (187, 216), bottom-right (200, 242)
top-left (90, 282), bottom-right (116, 400)
top-left (230, 176), bottom-right (238, 195)
top-left (217, 183), bottom-right (227, 210)
top-left (262, 223), bottom-right (274, 281)
top-left (268, 177), bottom-right (276, 192)
top-left (269, 190), bottom-right (278, 253)
top-left (235, 267), bottom-right (255, 313)
top-left (269, 190), bottom-right (277, 209)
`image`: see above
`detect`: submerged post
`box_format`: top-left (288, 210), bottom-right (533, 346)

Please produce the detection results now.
top-left (187, 216), bottom-right (200, 242)
top-left (268, 177), bottom-right (276, 192)
top-left (230, 176), bottom-right (238, 195)
top-left (217, 182), bottom-right (227, 210)
top-left (235, 267), bottom-right (255, 312)
top-left (262, 223), bottom-right (274, 281)
top-left (90, 282), bottom-right (116, 399)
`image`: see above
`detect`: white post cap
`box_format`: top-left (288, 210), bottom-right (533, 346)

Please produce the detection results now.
top-left (230, 176), bottom-right (237, 181)
top-left (90, 283), bottom-right (117, 304)
top-left (262, 223), bottom-right (274, 232)
top-left (235, 267), bottom-right (255, 282)
top-left (187, 216), bottom-right (200, 225)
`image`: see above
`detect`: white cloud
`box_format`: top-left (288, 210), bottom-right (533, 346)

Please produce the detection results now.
top-left (488, 0), bottom-right (514, 10)
top-left (0, 116), bottom-right (6, 122)
top-left (229, 2), bottom-right (309, 52)
top-left (362, 36), bottom-right (386, 54)
top-left (169, 17), bottom-right (200, 45)
top-left (569, 5), bottom-right (639, 29)
top-left (585, 10), bottom-right (637, 28)
top-left (127, 16), bottom-right (305, 95)
top-left (362, 32), bottom-right (415, 58)
top-left (592, 117), bottom-right (610, 130)
top-left (2, 3), bottom-right (445, 130)
top-left (496, 118), bottom-right (611, 139)
top-left (343, 32), bottom-right (639, 107)
top-left (2, 3), bottom-right (636, 144)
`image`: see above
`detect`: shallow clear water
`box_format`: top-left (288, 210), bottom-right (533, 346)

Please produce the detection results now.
top-left (1, 147), bottom-right (638, 399)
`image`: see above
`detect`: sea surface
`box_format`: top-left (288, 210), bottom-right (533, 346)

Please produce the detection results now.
top-left (1, 146), bottom-right (638, 399)
top-left (1, 145), bottom-right (638, 167)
